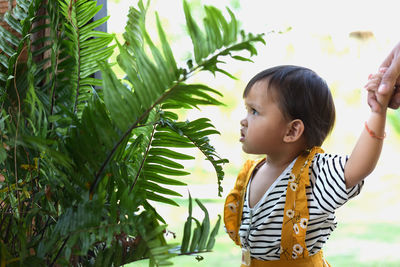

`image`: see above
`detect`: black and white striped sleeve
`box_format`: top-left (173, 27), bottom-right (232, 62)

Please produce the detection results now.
top-left (310, 153), bottom-right (364, 213)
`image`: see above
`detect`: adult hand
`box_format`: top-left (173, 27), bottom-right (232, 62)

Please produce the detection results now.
top-left (366, 68), bottom-right (390, 114)
top-left (377, 41), bottom-right (400, 109)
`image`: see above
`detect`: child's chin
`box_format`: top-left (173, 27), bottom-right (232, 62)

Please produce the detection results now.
top-left (241, 145), bottom-right (252, 154)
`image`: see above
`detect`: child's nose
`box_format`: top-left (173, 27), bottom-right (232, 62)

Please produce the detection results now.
top-left (240, 118), bottom-right (247, 127)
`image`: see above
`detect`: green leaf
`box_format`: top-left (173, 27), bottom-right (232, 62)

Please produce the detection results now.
top-left (0, 54), bottom-right (8, 68)
top-left (77, 2), bottom-right (102, 27)
top-left (215, 67), bottom-right (237, 80)
top-left (232, 55), bottom-right (254, 62)
top-left (0, 35), bottom-right (16, 56)
top-left (141, 26), bottom-right (172, 86)
top-left (189, 218), bottom-right (201, 252)
top-left (195, 198), bottom-right (210, 251)
top-left (101, 62), bottom-right (141, 132)
top-left (227, 8), bottom-right (238, 44)
top-left (206, 215), bottom-right (221, 251)
top-left (0, 72), bottom-right (7, 82)
top-left (144, 171), bottom-right (187, 186)
top-left (180, 191), bottom-right (193, 253)
top-left (142, 181), bottom-right (182, 197)
top-left (148, 148), bottom-right (194, 160)
top-left (204, 6), bottom-right (223, 49)
top-left (210, 7), bottom-right (230, 46)
top-left (0, 26), bottom-right (20, 46)
top-left (135, 49), bottom-right (166, 95)
top-left (0, 146), bottom-right (7, 163)
top-left (145, 164), bottom-right (190, 176)
top-left (183, 0), bottom-right (206, 64)
top-left (146, 156), bottom-right (184, 169)
top-left (79, 16), bottom-right (109, 40)
top-left (151, 139), bottom-right (195, 148)
top-left (80, 38), bottom-right (114, 56)
top-left (3, 13), bottom-right (22, 35)
top-left (153, 130), bottom-right (189, 142)
top-left (155, 13), bottom-right (178, 79)
top-left (146, 191), bottom-right (179, 206)
top-left (161, 111), bottom-right (179, 120)
top-left (164, 118), bottom-right (228, 196)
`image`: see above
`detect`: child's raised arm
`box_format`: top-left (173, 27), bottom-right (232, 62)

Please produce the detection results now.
top-left (344, 70), bottom-right (391, 188)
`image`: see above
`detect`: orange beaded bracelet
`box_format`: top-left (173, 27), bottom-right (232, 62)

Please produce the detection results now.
top-left (365, 122), bottom-right (386, 140)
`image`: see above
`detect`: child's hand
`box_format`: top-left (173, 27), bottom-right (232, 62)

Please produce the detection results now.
top-left (365, 68), bottom-right (391, 114)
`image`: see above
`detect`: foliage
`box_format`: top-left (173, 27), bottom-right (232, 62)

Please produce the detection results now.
top-left (0, 0), bottom-right (264, 266)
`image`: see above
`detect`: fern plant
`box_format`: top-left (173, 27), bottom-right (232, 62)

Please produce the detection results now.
top-left (0, 0), bottom-right (264, 266)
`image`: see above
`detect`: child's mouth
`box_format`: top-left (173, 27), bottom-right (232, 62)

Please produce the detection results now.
top-left (240, 130), bottom-right (245, 142)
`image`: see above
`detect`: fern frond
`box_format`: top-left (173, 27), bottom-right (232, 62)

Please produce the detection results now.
top-left (163, 83), bottom-right (224, 109)
top-left (182, 0), bottom-right (265, 78)
top-left (58, 0), bottom-right (114, 115)
top-left (161, 118), bottom-right (228, 196)
top-left (0, 0), bottom-right (42, 92)
top-left (128, 112), bottom-right (191, 210)
top-left (101, 61), bottom-right (142, 132)
top-left (136, 214), bottom-right (177, 266)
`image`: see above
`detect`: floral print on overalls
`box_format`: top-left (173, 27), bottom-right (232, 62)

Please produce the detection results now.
top-left (280, 147), bottom-right (324, 260)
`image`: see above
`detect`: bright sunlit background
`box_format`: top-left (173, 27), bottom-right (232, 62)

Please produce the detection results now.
top-left (108, 0), bottom-right (400, 266)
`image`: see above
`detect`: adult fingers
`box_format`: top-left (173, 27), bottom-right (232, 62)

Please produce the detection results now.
top-left (378, 42), bottom-right (400, 94)
top-left (388, 90), bottom-right (400, 109)
top-left (378, 63), bottom-right (400, 94)
top-left (379, 49), bottom-right (394, 70)
top-left (367, 90), bottom-right (381, 113)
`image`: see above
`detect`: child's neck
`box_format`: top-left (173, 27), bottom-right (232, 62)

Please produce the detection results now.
top-left (248, 151), bottom-right (300, 208)
top-left (266, 147), bottom-right (305, 170)
top-left (248, 147), bottom-right (306, 208)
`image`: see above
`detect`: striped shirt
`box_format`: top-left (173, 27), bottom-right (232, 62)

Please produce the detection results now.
top-left (239, 153), bottom-right (363, 260)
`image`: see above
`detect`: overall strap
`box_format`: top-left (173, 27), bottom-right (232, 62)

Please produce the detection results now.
top-left (224, 158), bottom-right (265, 245)
top-left (280, 146), bottom-right (324, 260)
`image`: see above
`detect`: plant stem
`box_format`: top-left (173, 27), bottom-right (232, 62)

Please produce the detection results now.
top-left (50, 235), bottom-right (70, 267)
top-left (49, 32), bottom-right (60, 118)
top-left (73, 20), bottom-right (81, 114)
top-left (129, 123), bottom-right (157, 194)
top-left (13, 46), bottom-right (27, 215)
top-left (89, 80), bottom-right (182, 194)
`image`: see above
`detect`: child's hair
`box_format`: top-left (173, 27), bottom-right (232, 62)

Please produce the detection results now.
top-left (243, 65), bottom-right (335, 149)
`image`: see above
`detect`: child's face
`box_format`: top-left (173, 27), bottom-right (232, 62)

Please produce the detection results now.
top-left (240, 80), bottom-right (289, 155)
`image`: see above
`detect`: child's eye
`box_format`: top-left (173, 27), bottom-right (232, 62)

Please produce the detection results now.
top-left (251, 109), bottom-right (259, 115)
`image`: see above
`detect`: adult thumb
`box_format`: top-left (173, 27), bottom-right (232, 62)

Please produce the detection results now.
top-left (378, 67), bottom-right (397, 94)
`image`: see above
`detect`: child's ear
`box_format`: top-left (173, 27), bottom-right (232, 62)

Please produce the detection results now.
top-left (283, 119), bottom-right (304, 143)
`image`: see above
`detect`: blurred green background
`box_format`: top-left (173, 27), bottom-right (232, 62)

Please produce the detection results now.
top-left (107, 0), bottom-right (400, 266)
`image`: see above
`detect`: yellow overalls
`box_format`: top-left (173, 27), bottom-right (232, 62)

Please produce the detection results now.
top-left (224, 147), bottom-right (331, 267)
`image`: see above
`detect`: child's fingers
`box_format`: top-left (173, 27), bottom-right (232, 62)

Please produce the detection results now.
top-left (365, 79), bottom-right (381, 91)
top-left (367, 90), bottom-right (382, 113)
top-left (379, 67), bottom-right (388, 74)
top-left (365, 72), bottom-right (384, 91)
top-left (368, 72), bottom-right (384, 81)
top-left (365, 84), bottom-right (379, 92)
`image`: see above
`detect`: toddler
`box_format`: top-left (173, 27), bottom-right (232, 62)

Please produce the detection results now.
top-left (224, 65), bottom-right (389, 266)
